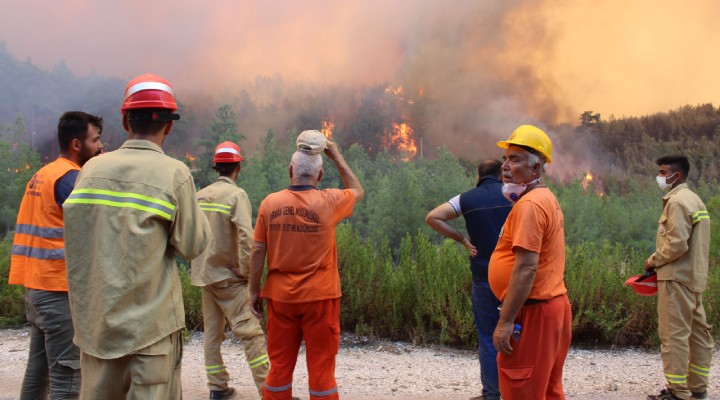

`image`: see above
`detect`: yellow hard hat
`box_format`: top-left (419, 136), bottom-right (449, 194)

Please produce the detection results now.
top-left (497, 125), bottom-right (553, 163)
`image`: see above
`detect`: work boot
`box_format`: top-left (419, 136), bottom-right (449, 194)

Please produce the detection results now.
top-left (647, 389), bottom-right (682, 400)
top-left (469, 396), bottom-right (501, 400)
top-left (691, 391), bottom-right (708, 400)
top-left (210, 387), bottom-right (236, 400)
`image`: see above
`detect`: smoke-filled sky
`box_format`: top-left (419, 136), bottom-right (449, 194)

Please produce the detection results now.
top-left (2, 0), bottom-right (719, 165)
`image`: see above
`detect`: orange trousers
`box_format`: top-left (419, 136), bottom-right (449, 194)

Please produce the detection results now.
top-left (262, 298), bottom-right (340, 400)
top-left (497, 293), bottom-right (572, 400)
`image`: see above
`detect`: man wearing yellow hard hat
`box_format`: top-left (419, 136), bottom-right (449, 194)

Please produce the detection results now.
top-left (488, 125), bottom-right (572, 400)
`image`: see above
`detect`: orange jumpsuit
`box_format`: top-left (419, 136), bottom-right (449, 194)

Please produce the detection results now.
top-left (254, 185), bottom-right (357, 400)
top-left (489, 187), bottom-right (572, 400)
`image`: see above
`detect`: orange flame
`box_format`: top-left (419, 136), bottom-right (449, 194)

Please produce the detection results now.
top-left (25, 164), bottom-right (31, 169)
top-left (387, 122), bottom-right (417, 161)
top-left (581, 172), bottom-right (592, 191)
top-left (321, 121), bottom-right (334, 139)
top-left (385, 85), bottom-right (404, 95)
top-left (185, 152), bottom-right (197, 161)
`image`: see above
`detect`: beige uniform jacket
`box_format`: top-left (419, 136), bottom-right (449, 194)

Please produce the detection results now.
top-left (648, 183), bottom-right (711, 293)
top-left (191, 176), bottom-right (253, 286)
top-left (63, 139), bottom-right (211, 359)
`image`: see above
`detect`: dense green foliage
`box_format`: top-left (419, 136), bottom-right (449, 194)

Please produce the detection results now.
top-left (1, 74), bottom-right (719, 347)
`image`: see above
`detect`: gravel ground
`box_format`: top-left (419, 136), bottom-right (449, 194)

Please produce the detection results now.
top-left (0, 328), bottom-right (718, 400)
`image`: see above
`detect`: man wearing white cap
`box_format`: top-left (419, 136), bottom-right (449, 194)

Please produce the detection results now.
top-left (249, 130), bottom-right (364, 400)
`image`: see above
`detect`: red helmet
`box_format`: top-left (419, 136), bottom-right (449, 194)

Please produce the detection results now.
top-left (213, 141), bottom-right (243, 163)
top-left (121, 74), bottom-right (178, 114)
top-left (624, 271), bottom-right (658, 296)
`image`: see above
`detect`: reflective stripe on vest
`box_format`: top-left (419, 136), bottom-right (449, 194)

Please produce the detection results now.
top-left (66, 189), bottom-right (176, 220)
top-left (309, 387), bottom-right (339, 397)
top-left (15, 224), bottom-right (64, 239)
top-left (199, 202), bottom-right (231, 215)
top-left (11, 245), bottom-right (65, 260)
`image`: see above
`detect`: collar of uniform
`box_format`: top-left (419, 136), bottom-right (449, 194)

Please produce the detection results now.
top-left (477, 175), bottom-right (501, 187)
top-left (663, 182), bottom-right (688, 200)
top-left (57, 156), bottom-right (81, 169)
top-left (288, 185), bottom-right (317, 191)
top-left (217, 176), bottom-right (236, 185)
top-left (119, 139), bottom-right (165, 154)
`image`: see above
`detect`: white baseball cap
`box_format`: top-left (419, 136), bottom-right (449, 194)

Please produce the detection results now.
top-left (296, 130), bottom-right (327, 155)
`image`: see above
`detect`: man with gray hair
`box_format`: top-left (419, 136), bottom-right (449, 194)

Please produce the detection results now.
top-left (249, 130), bottom-right (363, 400)
top-left (489, 125), bottom-right (572, 400)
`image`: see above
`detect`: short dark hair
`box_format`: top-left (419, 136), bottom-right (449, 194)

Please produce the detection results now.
top-left (656, 155), bottom-right (690, 177)
top-left (126, 109), bottom-right (173, 136)
top-left (478, 159), bottom-right (502, 178)
top-left (213, 162), bottom-right (240, 177)
top-left (58, 111), bottom-right (103, 151)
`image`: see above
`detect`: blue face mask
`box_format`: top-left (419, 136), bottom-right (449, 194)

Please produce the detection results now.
top-left (501, 178), bottom-right (540, 202)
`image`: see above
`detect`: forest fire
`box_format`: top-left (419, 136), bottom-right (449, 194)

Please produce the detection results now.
top-left (582, 172), bottom-right (593, 191)
top-left (384, 122), bottom-right (418, 161)
top-left (185, 152), bottom-right (198, 169)
top-left (321, 121), bottom-right (334, 139)
top-left (581, 171), bottom-right (605, 196)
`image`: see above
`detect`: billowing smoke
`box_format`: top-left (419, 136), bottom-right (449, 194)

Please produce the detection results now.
top-left (1, 0), bottom-right (719, 175)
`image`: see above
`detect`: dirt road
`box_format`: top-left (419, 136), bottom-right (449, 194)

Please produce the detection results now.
top-left (1, 328), bottom-right (717, 399)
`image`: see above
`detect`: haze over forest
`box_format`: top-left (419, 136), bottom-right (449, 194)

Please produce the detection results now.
top-left (1, 0), bottom-right (720, 178)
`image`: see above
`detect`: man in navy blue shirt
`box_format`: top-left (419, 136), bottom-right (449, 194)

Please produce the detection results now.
top-left (426, 159), bottom-right (512, 400)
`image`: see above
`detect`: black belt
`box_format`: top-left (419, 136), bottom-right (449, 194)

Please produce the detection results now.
top-left (524, 298), bottom-right (546, 305)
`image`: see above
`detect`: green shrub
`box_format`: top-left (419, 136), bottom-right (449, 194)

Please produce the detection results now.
top-left (178, 258), bottom-right (204, 332)
top-left (0, 235), bottom-right (25, 327)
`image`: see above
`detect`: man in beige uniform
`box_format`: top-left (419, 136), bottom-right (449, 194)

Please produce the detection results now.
top-left (192, 141), bottom-right (269, 400)
top-left (645, 155), bottom-right (712, 400)
top-left (64, 73), bottom-right (211, 399)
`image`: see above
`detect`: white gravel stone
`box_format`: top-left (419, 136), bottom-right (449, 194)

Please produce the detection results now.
top-left (0, 328), bottom-right (717, 399)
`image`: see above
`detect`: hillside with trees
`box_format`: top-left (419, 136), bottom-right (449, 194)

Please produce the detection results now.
top-left (0, 47), bottom-right (718, 347)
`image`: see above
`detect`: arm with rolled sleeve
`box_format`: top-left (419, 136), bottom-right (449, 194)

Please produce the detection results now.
top-left (646, 198), bottom-right (691, 270)
top-left (170, 175), bottom-right (211, 260)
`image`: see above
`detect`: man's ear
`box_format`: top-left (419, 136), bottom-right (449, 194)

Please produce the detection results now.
top-left (288, 164), bottom-right (294, 179)
top-left (318, 168), bottom-right (323, 182)
top-left (163, 121), bottom-right (173, 137)
top-left (122, 114), bottom-right (129, 131)
top-left (71, 138), bottom-right (81, 152)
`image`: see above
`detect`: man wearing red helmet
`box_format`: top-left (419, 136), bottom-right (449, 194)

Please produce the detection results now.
top-left (64, 74), bottom-right (211, 399)
top-left (191, 141), bottom-right (270, 400)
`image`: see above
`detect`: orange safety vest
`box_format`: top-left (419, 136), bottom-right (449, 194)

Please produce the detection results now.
top-left (9, 157), bottom-right (79, 291)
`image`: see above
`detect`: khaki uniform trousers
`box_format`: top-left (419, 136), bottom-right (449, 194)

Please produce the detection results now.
top-left (202, 279), bottom-right (269, 395)
top-left (79, 330), bottom-right (183, 400)
top-left (658, 280), bottom-right (714, 399)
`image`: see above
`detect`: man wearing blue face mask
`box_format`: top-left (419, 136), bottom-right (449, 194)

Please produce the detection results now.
top-left (645, 155), bottom-right (712, 400)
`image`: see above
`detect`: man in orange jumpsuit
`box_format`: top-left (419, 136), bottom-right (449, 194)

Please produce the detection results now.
top-left (249, 130), bottom-right (364, 400)
top-left (488, 125), bottom-right (572, 400)
top-left (9, 111), bottom-right (103, 399)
